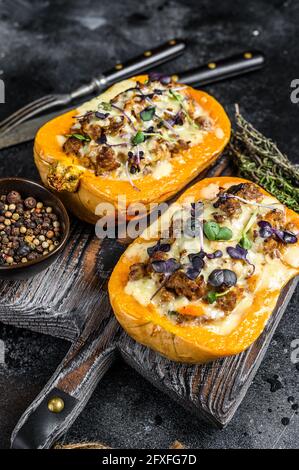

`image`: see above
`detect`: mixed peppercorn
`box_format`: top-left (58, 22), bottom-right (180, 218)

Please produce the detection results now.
top-left (0, 190), bottom-right (62, 266)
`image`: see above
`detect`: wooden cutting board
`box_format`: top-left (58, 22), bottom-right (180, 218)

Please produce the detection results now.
top-left (0, 160), bottom-right (298, 448)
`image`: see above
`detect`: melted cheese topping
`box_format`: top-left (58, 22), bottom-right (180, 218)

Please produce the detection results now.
top-left (61, 78), bottom-right (215, 182)
top-left (151, 160), bottom-right (173, 180)
top-left (124, 182), bottom-right (298, 335)
top-left (78, 80), bottom-right (137, 113)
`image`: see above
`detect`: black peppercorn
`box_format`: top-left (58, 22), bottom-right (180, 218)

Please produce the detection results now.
top-left (17, 244), bottom-right (31, 257)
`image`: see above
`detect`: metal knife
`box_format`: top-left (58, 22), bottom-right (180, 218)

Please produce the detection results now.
top-left (0, 39), bottom-right (186, 135)
top-left (0, 50), bottom-right (264, 150)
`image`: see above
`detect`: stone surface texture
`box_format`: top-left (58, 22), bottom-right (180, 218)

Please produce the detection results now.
top-left (0, 0), bottom-right (298, 449)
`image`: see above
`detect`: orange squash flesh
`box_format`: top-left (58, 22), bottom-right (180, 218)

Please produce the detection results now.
top-left (108, 177), bottom-right (299, 364)
top-left (34, 76), bottom-right (231, 224)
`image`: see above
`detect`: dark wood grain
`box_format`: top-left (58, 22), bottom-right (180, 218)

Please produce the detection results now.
top-left (0, 222), bottom-right (102, 341)
top-left (1, 156), bottom-right (298, 447)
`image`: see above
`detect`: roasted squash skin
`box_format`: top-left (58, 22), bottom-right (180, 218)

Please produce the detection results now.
top-left (34, 76), bottom-right (231, 224)
top-left (108, 177), bottom-right (299, 364)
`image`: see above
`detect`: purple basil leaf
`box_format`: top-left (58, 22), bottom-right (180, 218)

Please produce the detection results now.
top-left (151, 258), bottom-right (181, 274)
top-left (174, 110), bottom-right (184, 126)
top-left (208, 269), bottom-right (237, 288)
top-left (191, 255), bottom-right (204, 271)
top-left (189, 251), bottom-right (206, 261)
top-left (148, 72), bottom-right (163, 82)
top-left (258, 221), bottom-right (297, 244)
top-left (213, 193), bottom-right (229, 208)
top-left (227, 245), bottom-right (255, 275)
top-left (97, 134), bottom-right (107, 144)
top-left (186, 251), bottom-right (205, 279)
top-left (282, 231), bottom-right (298, 244)
top-left (208, 269), bottom-right (224, 287)
top-left (272, 228), bottom-right (297, 244)
top-left (186, 268), bottom-right (200, 280)
top-left (147, 241), bottom-right (171, 257)
top-left (227, 183), bottom-right (246, 195)
top-left (148, 72), bottom-right (171, 85)
top-left (223, 269), bottom-right (238, 287)
top-left (258, 221), bottom-right (272, 229)
top-left (206, 250), bottom-right (223, 259)
top-left (272, 228), bottom-right (285, 242)
top-left (160, 75), bottom-right (171, 85)
top-left (258, 220), bottom-right (274, 238)
top-left (95, 111), bottom-right (109, 119)
top-left (227, 244), bottom-right (248, 260)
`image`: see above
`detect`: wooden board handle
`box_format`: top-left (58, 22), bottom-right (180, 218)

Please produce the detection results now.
top-left (11, 314), bottom-right (120, 449)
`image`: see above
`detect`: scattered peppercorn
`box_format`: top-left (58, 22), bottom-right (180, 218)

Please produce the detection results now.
top-left (0, 190), bottom-right (62, 266)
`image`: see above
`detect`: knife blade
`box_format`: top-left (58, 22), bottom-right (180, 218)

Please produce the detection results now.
top-left (0, 50), bottom-right (265, 151)
top-left (0, 108), bottom-right (74, 150)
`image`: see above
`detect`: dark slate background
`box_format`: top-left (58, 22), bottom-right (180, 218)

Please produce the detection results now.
top-left (0, 0), bottom-right (298, 449)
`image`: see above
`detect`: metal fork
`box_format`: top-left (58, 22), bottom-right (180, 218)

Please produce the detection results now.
top-left (0, 39), bottom-right (185, 136)
top-left (0, 84), bottom-right (101, 135)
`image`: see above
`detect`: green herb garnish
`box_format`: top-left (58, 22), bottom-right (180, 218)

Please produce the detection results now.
top-left (140, 106), bottom-right (155, 121)
top-left (206, 289), bottom-right (231, 304)
top-left (239, 233), bottom-right (252, 250)
top-left (132, 131), bottom-right (145, 145)
top-left (217, 226), bottom-right (233, 241)
top-left (203, 221), bottom-right (233, 241)
top-left (169, 89), bottom-right (199, 129)
top-left (66, 133), bottom-right (90, 141)
top-left (203, 221), bottom-right (219, 240)
top-left (169, 89), bottom-right (182, 102)
top-left (168, 310), bottom-right (178, 317)
top-left (100, 101), bottom-right (112, 111)
top-left (238, 210), bottom-right (257, 249)
top-left (229, 107), bottom-right (299, 212)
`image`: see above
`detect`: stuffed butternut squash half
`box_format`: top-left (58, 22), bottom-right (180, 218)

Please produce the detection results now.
top-left (109, 177), bottom-right (299, 363)
top-left (34, 75), bottom-right (230, 224)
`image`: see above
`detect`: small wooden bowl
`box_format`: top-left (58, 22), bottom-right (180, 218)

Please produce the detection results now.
top-left (0, 178), bottom-right (70, 280)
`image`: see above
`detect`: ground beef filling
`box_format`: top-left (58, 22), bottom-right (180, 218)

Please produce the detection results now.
top-left (213, 183), bottom-right (263, 220)
top-left (263, 209), bottom-right (285, 228)
top-left (95, 146), bottom-right (120, 175)
top-left (216, 287), bottom-right (244, 312)
top-left (63, 136), bottom-right (83, 157)
top-left (128, 262), bottom-right (147, 281)
top-left (263, 238), bottom-right (281, 258)
top-left (165, 271), bottom-right (206, 301)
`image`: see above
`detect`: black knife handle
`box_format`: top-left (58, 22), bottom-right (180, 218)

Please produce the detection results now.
top-left (174, 50), bottom-right (265, 86)
top-left (96, 38), bottom-right (186, 87)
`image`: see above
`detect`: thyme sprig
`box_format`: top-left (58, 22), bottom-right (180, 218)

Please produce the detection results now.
top-left (229, 106), bottom-right (299, 212)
